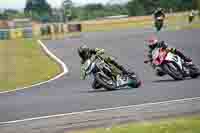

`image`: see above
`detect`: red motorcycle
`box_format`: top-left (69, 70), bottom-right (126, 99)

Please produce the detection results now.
top-left (151, 48), bottom-right (200, 80)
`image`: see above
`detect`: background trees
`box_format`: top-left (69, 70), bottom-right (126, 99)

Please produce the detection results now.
top-left (1, 0), bottom-right (196, 21)
top-left (24, 0), bottom-right (52, 22)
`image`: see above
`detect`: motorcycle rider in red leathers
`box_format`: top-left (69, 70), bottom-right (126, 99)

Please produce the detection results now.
top-left (145, 36), bottom-right (192, 76)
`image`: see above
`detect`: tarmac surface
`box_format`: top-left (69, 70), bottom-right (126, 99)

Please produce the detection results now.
top-left (0, 28), bottom-right (200, 123)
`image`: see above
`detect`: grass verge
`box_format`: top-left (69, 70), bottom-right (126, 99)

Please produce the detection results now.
top-left (80, 13), bottom-right (200, 32)
top-left (181, 22), bottom-right (200, 30)
top-left (38, 13), bottom-right (199, 39)
top-left (71, 115), bottom-right (200, 133)
top-left (0, 39), bottom-right (61, 92)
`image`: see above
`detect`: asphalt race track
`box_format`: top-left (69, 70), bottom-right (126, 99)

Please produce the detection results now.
top-left (0, 28), bottom-right (200, 123)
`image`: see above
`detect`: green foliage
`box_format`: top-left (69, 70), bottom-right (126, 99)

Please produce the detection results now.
top-left (24, 0), bottom-right (52, 22)
top-left (196, 0), bottom-right (200, 15)
top-left (158, 0), bottom-right (180, 11)
top-left (2, 0), bottom-right (196, 21)
top-left (127, 0), bottom-right (146, 16)
top-left (72, 0), bottom-right (197, 20)
top-left (74, 4), bottom-right (128, 20)
top-left (0, 12), bottom-right (8, 20)
top-left (0, 9), bottom-right (25, 20)
top-left (126, 0), bottom-right (198, 16)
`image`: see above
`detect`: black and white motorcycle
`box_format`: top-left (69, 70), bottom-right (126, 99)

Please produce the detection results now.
top-left (82, 55), bottom-right (141, 91)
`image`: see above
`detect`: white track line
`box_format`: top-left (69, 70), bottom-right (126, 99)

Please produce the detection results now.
top-left (1, 96), bottom-right (200, 125)
top-left (0, 40), bottom-right (68, 94)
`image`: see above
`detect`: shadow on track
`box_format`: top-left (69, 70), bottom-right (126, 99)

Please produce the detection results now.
top-left (153, 79), bottom-right (183, 83)
top-left (152, 78), bottom-right (194, 83)
top-left (79, 87), bottom-right (137, 94)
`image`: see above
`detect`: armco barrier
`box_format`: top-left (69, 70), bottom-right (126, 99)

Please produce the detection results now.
top-left (0, 29), bottom-right (9, 40)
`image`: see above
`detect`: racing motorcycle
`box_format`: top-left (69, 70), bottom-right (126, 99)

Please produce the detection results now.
top-left (188, 15), bottom-right (195, 23)
top-left (82, 55), bottom-right (141, 91)
top-left (151, 48), bottom-right (200, 80)
top-left (155, 16), bottom-right (164, 32)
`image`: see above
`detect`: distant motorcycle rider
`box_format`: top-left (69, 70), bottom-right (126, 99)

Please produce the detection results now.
top-left (153, 8), bottom-right (165, 31)
top-left (145, 36), bottom-right (192, 76)
top-left (78, 45), bottom-right (129, 89)
top-left (153, 8), bottom-right (165, 20)
top-left (188, 10), bottom-right (196, 23)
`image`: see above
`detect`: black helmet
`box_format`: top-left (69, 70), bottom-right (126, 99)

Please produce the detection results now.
top-left (78, 45), bottom-right (90, 61)
top-left (155, 7), bottom-right (163, 14)
top-left (157, 7), bottom-right (163, 11)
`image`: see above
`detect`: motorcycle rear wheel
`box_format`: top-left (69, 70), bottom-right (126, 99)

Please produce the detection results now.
top-left (189, 64), bottom-right (200, 78)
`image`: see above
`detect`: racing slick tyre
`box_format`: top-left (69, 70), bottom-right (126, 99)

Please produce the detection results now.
top-left (162, 63), bottom-right (184, 80)
top-left (92, 78), bottom-right (102, 89)
top-left (189, 64), bottom-right (200, 78)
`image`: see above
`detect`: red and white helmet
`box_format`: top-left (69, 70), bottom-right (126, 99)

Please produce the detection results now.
top-left (147, 36), bottom-right (158, 48)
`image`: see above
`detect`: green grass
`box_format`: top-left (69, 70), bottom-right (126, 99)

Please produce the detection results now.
top-left (0, 39), bottom-right (61, 91)
top-left (79, 13), bottom-right (200, 32)
top-left (71, 115), bottom-right (200, 133)
top-left (38, 13), bottom-right (199, 38)
top-left (81, 18), bottom-right (153, 32)
top-left (181, 22), bottom-right (200, 30)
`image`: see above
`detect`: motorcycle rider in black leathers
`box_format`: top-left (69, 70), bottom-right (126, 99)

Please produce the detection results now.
top-left (188, 10), bottom-right (196, 23)
top-left (78, 45), bottom-right (129, 89)
top-left (145, 36), bottom-right (192, 76)
top-left (153, 8), bottom-right (165, 20)
top-left (153, 8), bottom-right (165, 31)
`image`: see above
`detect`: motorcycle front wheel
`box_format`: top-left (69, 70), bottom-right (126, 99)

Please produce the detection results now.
top-left (95, 73), bottom-right (116, 91)
top-left (162, 63), bottom-right (184, 80)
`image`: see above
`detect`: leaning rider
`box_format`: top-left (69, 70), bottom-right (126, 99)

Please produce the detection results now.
top-left (77, 45), bottom-right (129, 88)
top-left (145, 36), bottom-right (192, 76)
